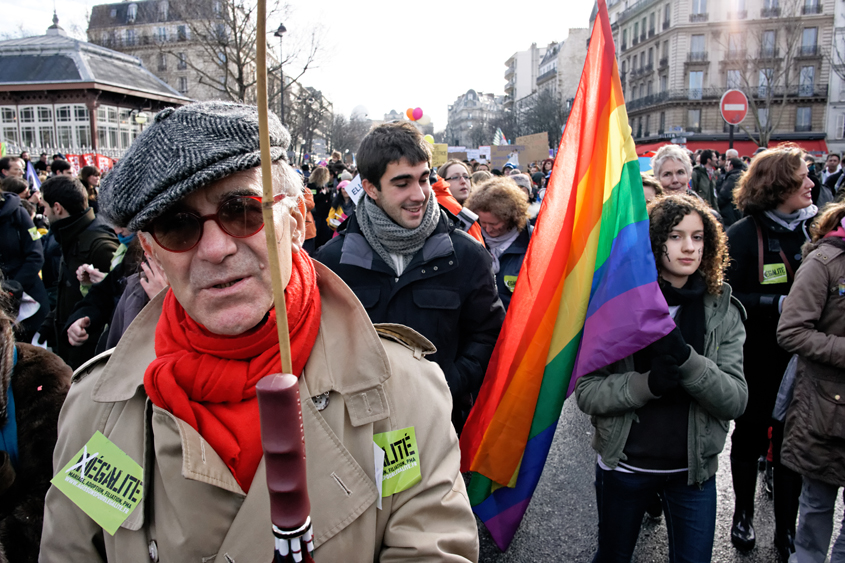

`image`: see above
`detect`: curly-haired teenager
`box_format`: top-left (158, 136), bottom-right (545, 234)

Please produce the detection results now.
top-left (776, 201), bottom-right (845, 563)
top-left (465, 177), bottom-right (530, 310)
top-left (575, 194), bottom-right (748, 563)
top-left (725, 144), bottom-right (816, 559)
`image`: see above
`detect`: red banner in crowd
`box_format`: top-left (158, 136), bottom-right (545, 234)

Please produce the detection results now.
top-left (65, 153), bottom-right (117, 174)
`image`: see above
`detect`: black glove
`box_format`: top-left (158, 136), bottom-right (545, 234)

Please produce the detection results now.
top-left (648, 355), bottom-right (680, 397)
top-left (649, 326), bottom-right (691, 364)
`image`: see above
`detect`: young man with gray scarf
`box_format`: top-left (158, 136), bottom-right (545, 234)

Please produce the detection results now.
top-left (315, 122), bottom-right (505, 433)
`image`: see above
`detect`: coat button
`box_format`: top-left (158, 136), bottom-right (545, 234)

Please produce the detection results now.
top-left (836, 395), bottom-right (841, 401)
top-left (421, 269), bottom-right (426, 274)
top-left (433, 266), bottom-right (438, 271)
top-left (449, 260), bottom-right (454, 265)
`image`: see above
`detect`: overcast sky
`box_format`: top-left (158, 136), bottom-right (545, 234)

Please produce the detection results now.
top-left (2, 0), bottom-right (596, 132)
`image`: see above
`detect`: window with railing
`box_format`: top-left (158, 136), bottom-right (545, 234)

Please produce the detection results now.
top-left (158, 53), bottom-right (167, 71)
top-left (155, 27), bottom-right (167, 42)
top-left (177, 52), bottom-right (187, 69)
top-left (659, 111), bottom-right (666, 133)
top-left (177, 25), bottom-right (188, 41)
top-left (689, 71), bottom-right (703, 99)
top-left (690, 0), bottom-right (708, 21)
top-left (799, 65), bottom-right (815, 96)
top-left (801, 28), bottom-right (818, 56)
top-left (803, 0), bottom-right (821, 15)
top-left (125, 29), bottom-right (136, 46)
top-left (178, 77), bottom-right (188, 94)
top-left (158, 0), bottom-right (168, 21)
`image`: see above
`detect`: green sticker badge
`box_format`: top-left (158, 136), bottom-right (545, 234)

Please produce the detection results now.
top-left (27, 227), bottom-right (41, 241)
top-left (762, 263), bottom-right (788, 285)
top-left (503, 275), bottom-right (518, 293)
top-left (51, 431), bottom-right (144, 535)
top-left (373, 427), bottom-right (421, 497)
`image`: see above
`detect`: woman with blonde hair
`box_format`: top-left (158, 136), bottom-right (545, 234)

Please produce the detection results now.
top-left (438, 159), bottom-right (472, 205)
top-left (465, 177), bottom-right (530, 309)
top-left (726, 143), bottom-right (817, 560)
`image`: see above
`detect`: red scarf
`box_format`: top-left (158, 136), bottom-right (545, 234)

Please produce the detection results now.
top-left (144, 251), bottom-right (321, 491)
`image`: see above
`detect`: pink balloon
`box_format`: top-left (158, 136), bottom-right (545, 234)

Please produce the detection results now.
top-left (413, 107), bottom-right (423, 121)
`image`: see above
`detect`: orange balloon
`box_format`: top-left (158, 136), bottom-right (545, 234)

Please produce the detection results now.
top-left (406, 108), bottom-right (415, 120)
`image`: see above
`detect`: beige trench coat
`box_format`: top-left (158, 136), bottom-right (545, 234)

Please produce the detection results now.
top-left (40, 262), bottom-right (479, 562)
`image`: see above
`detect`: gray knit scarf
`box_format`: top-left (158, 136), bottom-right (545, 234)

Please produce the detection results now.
top-left (357, 194), bottom-right (440, 275)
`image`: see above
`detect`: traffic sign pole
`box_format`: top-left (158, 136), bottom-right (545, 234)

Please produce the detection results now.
top-left (729, 124), bottom-right (734, 149)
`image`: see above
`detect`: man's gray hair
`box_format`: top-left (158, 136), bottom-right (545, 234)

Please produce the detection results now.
top-left (725, 149), bottom-right (739, 160)
top-left (651, 144), bottom-right (692, 177)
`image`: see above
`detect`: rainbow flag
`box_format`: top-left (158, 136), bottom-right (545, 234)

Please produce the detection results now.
top-left (459, 0), bottom-right (675, 551)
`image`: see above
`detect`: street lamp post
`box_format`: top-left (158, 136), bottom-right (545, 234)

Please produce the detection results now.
top-left (274, 23), bottom-right (287, 125)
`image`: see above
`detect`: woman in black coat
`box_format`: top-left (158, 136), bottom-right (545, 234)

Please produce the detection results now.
top-left (725, 144), bottom-right (816, 561)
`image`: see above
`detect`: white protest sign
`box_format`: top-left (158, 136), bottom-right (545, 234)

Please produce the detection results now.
top-left (346, 174), bottom-right (366, 206)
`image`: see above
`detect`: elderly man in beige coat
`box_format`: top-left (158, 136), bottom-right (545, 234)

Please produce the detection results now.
top-left (39, 102), bottom-right (479, 562)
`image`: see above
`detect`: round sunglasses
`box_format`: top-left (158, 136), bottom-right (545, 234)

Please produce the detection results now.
top-left (150, 194), bottom-right (285, 253)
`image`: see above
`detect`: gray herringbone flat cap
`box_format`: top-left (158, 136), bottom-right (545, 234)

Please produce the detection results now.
top-left (100, 101), bottom-right (290, 232)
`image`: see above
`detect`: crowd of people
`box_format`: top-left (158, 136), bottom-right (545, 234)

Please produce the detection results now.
top-left (0, 100), bottom-right (843, 563)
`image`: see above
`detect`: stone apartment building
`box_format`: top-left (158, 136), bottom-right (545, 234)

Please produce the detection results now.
top-left (87, 0), bottom-right (279, 105)
top-left (445, 90), bottom-right (505, 147)
top-left (606, 0), bottom-right (833, 156)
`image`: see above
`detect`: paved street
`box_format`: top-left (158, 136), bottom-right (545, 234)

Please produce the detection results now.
top-left (477, 398), bottom-right (843, 562)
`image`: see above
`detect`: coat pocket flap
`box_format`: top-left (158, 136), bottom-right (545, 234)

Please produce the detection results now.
top-left (412, 288), bottom-right (460, 310)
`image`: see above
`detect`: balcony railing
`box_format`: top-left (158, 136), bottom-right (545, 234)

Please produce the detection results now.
top-left (625, 86), bottom-right (827, 113)
top-left (690, 13), bottom-right (709, 22)
top-left (537, 69), bottom-right (557, 84)
top-left (802, 2), bottom-right (822, 14)
top-left (752, 84), bottom-right (828, 98)
top-left (648, 28), bottom-right (655, 38)
top-left (727, 10), bottom-right (748, 19)
top-left (621, 42), bottom-right (628, 51)
top-left (795, 123), bottom-right (813, 132)
top-left (798, 44), bottom-right (820, 57)
top-left (758, 47), bottom-right (781, 59)
top-left (761, 6), bottom-right (781, 17)
top-left (659, 56), bottom-right (669, 68)
top-left (617, 0), bottom-right (661, 24)
top-left (725, 49), bottom-right (747, 61)
top-left (640, 33), bottom-right (646, 42)
top-left (633, 37), bottom-right (640, 46)
top-left (687, 51), bottom-right (709, 63)
top-left (663, 20), bottom-right (670, 30)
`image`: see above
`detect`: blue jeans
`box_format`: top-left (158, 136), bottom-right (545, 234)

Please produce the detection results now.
top-left (593, 465), bottom-right (717, 563)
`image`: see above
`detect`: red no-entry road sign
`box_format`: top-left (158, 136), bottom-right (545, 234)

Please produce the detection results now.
top-left (720, 89), bottom-right (749, 125)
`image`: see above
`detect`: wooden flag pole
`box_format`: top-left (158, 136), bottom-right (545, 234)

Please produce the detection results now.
top-left (255, 0), bottom-right (292, 374)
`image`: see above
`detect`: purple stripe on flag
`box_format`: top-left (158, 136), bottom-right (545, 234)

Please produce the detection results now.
top-left (568, 282), bottom-right (674, 395)
top-left (483, 498), bottom-right (532, 551)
